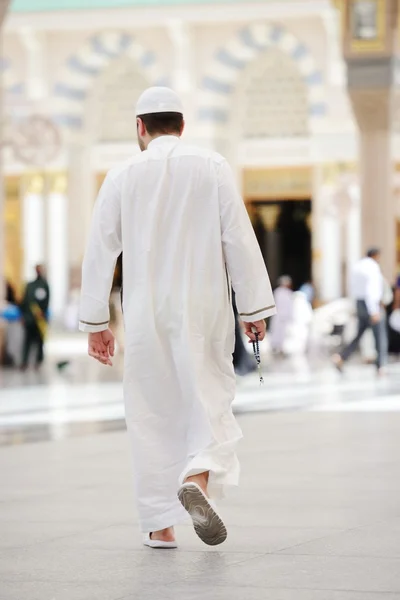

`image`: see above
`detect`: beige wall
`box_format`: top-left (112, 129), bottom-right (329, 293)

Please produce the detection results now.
top-left (6, 3), bottom-right (396, 298)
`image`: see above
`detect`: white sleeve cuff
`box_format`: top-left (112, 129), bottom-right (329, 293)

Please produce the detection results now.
top-left (79, 320), bottom-right (109, 333)
top-left (365, 300), bottom-right (380, 316)
top-left (239, 304), bottom-right (277, 323)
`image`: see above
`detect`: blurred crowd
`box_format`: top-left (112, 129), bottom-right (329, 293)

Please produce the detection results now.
top-left (2, 246), bottom-right (400, 376)
top-left (1, 265), bottom-right (50, 370)
top-left (233, 246), bottom-right (400, 377)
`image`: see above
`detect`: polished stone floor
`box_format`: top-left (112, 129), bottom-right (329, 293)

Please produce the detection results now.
top-left (2, 332), bottom-right (400, 446)
top-left (2, 334), bottom-right (400, 599)
top-left (2, 412), bottom-right (400, 599)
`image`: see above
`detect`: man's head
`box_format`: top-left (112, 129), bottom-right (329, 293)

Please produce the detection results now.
top-left (35, 264), bottom-right (45, 278)
top-left (366, 247), bottom-right (381, 262)
top-left (278, 275), bottom-right (292, 289)
top-left (135, 87), bottom-right (185, 151)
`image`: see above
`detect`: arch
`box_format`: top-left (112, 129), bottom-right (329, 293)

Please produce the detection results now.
top-left (52, 31), bottom-right (168, 131)
top-left (198, 23), bottom-right (326, 134)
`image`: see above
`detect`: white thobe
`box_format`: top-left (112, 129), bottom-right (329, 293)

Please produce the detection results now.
top-left (79, 135), bottom-right (275, 532)
top-left (350, 257), bottom-right (383, 315)
top-left (283, 292), bottom-right (313, 355)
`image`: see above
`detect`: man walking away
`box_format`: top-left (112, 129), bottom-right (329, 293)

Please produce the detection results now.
top-left (79, 87), bottom-right (276, 549)
top-left (333, 248), bottom-right (387, 375)
top-left (20, 265), bottom-right (50, 370)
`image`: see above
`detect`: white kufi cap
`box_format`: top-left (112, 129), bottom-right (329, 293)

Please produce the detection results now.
top-left (136, 86), bottom-right (184, 116)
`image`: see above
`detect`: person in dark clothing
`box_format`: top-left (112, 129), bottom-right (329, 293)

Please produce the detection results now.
top-left (6, 281), bottom-right (17, 305)
top-left (20, 265), bottom-right (50, 370)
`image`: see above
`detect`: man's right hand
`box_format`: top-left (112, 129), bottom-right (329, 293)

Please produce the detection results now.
top-left (370, 313), bottom-right (381, 325)
top-left (243, 319), bottom-right (266, 342)
top-left (88, 328), bottom-right (115, 366)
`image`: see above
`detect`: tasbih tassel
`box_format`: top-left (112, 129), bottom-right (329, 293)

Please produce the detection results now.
top-left (252, 330), bottom-right (264, 385)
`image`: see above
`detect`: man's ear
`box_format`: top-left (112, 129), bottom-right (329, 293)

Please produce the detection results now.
top-left (137, 117), bottom-right (146, 136)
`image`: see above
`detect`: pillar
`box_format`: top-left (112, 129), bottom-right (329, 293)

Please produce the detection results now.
top-left (0, 0), bottom-right (11, 308)
top-left (47, 174), bottom-right (68, 321)
top-left (321, 210), bottom-right (342, 302)
top-left (345, 182), bottom-right (361, 292)
top-left (67, 144), bottom-right (95, 289)
top-left (351, 90), bottom-right (395, 279)
top-left (258, 204), bottom-right (281, 288)
top-left (312, 165), bottom-right (324, 299)
top-left (341, 0), bottom-right (398, 281)
top-left (22, 175), bottom-right (45, 281)
top-left (313, 166), bottom-right (343, 302)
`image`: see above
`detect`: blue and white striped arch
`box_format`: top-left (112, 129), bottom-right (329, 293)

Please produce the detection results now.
top-left (198, 22), bottom-right (327, 133)
top-left (53, 31), bottom-right (168, 131)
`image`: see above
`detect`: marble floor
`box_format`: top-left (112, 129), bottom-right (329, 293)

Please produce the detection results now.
top-left (2, 332), bottom-right (400, 443)
top-left (1, 334), bottom-right (400, 599)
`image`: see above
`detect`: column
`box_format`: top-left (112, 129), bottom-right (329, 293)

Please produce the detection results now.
top-left (167, 19), bottom-right (194, 131)
top-left (352, 91), bottom-right (394, 279)
top-left (47, 174), bottom-right (68, 321)
top-left (311, 165), bottom-right (324, 300)
top-left (345, 182), bottom-right (361, 292)
top-left (0, 1), bottom-right (12, 364)
top-left (22, 174), bottom-right (45, 282)
top-left (257, 204), bottom-right (281, 288)
top-left (67, 144), bottom-right (95, 289)
top-left (321, 211), bottom-right (342, 302)
top-left (341, 0), bottom-right (398, 281)
top-left (316, 180), bottom-right (343, 302)
top-left (313, 166), bottom-right (344, 302)
top-left (0, 2), bottom-right (12, 306)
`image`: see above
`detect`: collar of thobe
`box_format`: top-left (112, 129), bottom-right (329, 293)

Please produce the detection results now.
top-left (147, 135), bottom-right (181, 149)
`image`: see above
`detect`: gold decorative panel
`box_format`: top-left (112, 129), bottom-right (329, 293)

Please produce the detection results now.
top-left (243, 167), bottom-right (312, 200)
top-left (4, 176), bottom-right (22, 294)
top-left (346, 0), bottom-right (387, 55)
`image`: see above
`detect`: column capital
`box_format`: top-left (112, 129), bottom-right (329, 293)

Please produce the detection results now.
top-left (23, 173), bottom-right (45, 195)
top-left (340, 1), bottom-right (397, 129)
top-left (48, 173), bottom-right (68, 195)
top-left (349, 87), bottom-right (393, 130)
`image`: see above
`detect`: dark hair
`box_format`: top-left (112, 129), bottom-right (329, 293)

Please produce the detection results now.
top-left (367, 247), bottom-right (380, 258)
top-left (137, 112), bottom-right (183, 135)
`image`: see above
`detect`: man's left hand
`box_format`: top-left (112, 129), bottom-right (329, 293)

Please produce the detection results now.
top-left (243, 319), bottom-right (266, 342)
top-left (88, 329), bottom-right (115, 366)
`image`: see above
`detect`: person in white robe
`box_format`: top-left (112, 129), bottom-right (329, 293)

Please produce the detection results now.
top-left (79, 87), bottom-right (275, 549)
top-left (333, 248), bottom-right (387, 374)
top-left (283, 290), bottom-right (313, 356)
top-left (269, 276), bottom-right (294, 354)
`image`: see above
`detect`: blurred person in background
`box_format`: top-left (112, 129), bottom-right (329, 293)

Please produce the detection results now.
top-left (79, 86), bottom-right (275, 550)
top-left (299, 280), bottom-right (315, 305)
top-left (394, 274), bottom-right (400, 311)
top-left (284, 288), bottom-right (314, 356)
top-left (20, 265), bottom-right (50, 371)
top-left (270, 275), bottom-right (294, 355)
top-left (1, 280), bottom-right (21, 367)
top-left (360, 277), bottom-right (391, 364)
top-left (333, 248), bottom-right (387, 375)
top-left (6, 280), bottom-right (17, 305)
top-left (387, 273), bottom-right (400, 353)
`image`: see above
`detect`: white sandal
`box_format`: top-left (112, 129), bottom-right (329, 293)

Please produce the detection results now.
top-left (178, 482), bottom-right (227, 546)
top-left (143, 533), bottom-right (177, 549)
